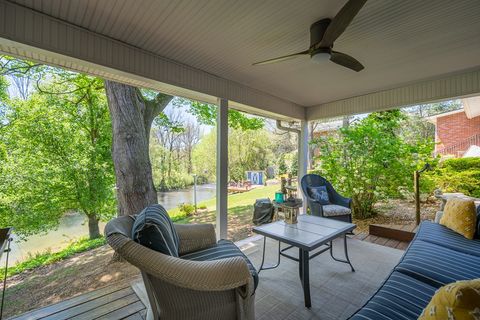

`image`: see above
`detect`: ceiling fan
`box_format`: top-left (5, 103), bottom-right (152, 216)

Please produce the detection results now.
top-left (252, 0), bottom-right (367, 72)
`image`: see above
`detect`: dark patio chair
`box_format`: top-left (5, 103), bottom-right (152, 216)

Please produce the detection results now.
top-left (301, 174), bottom-right (352, 223)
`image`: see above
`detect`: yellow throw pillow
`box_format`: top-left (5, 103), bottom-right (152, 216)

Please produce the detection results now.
top-left (440, 198), bottom-right (477, 240)
top-left (418, 279), bottom-right (480, 320)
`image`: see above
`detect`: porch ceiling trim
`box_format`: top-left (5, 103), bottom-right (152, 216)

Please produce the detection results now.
top-left (307, 68), bottom-right (480, 120)
top-left (0, 0), bottom-right (305, 120)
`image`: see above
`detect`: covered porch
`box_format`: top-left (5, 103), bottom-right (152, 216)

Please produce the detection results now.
top-left (11, 235), bottom-right (403, 320)
top-left (1, 0), bottom-right (480, 319)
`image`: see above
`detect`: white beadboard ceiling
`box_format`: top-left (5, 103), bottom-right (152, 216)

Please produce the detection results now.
top-left (6, 0), bottom-right (480, 108)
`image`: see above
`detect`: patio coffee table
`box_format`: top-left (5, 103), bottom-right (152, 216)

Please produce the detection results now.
top-left (253, 215), bottom-right (356, 308)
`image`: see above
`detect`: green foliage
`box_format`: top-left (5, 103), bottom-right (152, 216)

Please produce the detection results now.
top-left (278, 155), bottom-right (288, 175)
top-left (431, 158), bottom-right (480, 198)
top-left (0, 71), bottom-right (116, 238)
top-left (193, 128), bottom-right (273, 182)
top-left (198, 204), bottom-right (207, 210)
top-left (312, 110), bottom-right (435, 219)
top-left (174, 98), bottom-right (265, 130)
top-left (2, 237), bottom-right (106, 279)
top-left (178, 203), bottom-right (195, 216)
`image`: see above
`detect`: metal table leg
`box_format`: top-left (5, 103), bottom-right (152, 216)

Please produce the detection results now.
top-left (299, 248), bottom-right (311, 308)
top-left (258, 236), bottom-right (281, 273)
top-left (329, 234), bottom-right (355, 272)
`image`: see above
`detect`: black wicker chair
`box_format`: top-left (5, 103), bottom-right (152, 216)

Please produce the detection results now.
top-left (301, 174), bottom-right (352, 223)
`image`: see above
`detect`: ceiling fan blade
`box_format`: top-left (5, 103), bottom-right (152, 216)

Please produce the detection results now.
top-left (252, 50), bottom-right (309, 66)
top-left (319, 0), bottom-right (367, 48)
top-left (330, 51), bottom-right (364, 72)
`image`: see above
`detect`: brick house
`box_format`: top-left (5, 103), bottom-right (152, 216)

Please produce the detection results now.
top-left (428, 97), bottom-right (480, 157)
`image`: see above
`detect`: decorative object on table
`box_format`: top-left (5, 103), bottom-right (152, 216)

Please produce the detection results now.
top-left (413, 163), bottom-right (432, 225)
top-left (301, 174), bottom-right (352, 223)
top-left (439, 198), bottom-right (477, 239)
top-left (418, 279), bottom-right (480, 320)
top-left (0, 227), bottom-right (12, 320)
top-left (274, 192), bottom-right (284, 203)
top-left (273, 198), bottom-right (302, 224)
top-left (252, 198), bottom-right (274, 225)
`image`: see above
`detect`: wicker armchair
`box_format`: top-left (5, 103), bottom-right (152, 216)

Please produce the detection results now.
top-left (301, 174), bottom-right (352, 223)
top-left (105, 216), bottom-right (255, 320)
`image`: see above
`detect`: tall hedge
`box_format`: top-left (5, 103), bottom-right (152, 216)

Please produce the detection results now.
top-left (432, 157), bottom-right (480, 198)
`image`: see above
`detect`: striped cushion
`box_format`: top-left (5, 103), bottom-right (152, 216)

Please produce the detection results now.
top-left (181, 239), bottom-right (259, 289)
top-left (132, 204), bottom-right (180, 257)
top-left (350, 271), bottom-right (437, 320)
top-left (416, 221), bottom-right (480, 257)
top-left (395, 239), bottom-right (480, 288)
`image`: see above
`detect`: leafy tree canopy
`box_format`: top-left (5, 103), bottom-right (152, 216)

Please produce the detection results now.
top-left (0, 71), bottom-right (115, 239)
top-left (174, 98), bottom-right (265, 130)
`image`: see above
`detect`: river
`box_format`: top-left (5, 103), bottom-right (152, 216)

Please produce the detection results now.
top-left (4, 184), bottom-right (216, 265)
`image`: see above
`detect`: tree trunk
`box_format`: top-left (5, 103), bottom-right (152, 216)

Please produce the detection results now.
top-left (104, 80), bottom-right (172, 216)
top-left (88, 215), bottom-right (101, 239)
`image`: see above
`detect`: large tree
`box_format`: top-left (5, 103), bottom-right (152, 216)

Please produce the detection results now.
top-left (104, 81), bottom-right (173, 216)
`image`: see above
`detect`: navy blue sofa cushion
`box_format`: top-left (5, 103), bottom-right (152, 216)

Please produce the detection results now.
top-left (349, 221), bottom-right (480, 319)
top-left (181, 239), bottom-right (259, 290)
top-left (350, 271), bottom-right (437, 320)
top-left (416, 220), bottom-right (480, 257)
top-left (395, 239), bottom-right (480, 288)
top-left (132, 204), bottom-right (180, 257)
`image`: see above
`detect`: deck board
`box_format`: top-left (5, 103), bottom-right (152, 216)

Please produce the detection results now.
top-left (11, 284), bottom-right (145, 320)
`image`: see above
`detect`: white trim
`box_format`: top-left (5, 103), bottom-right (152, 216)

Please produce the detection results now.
top-left (298, 121), bottom-right (309, 214)
top-left (216, 98), bottom-right (228, 240)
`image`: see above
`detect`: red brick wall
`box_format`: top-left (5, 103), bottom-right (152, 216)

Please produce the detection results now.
top-left (436, 111), bottom-right (480, 151)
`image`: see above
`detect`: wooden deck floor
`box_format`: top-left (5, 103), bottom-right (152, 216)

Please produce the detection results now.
top-left (353, 230), bottom-right (411, 250)
top-left (11, 283), bottom-right (146, 320)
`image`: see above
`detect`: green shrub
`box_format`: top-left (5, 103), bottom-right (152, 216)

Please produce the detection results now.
top-left (178, 203), bottom-right (195, 216)
top-left (432, 158), bottom-right (480, 197)
top-left (198, 204), bottom-right (207, 210)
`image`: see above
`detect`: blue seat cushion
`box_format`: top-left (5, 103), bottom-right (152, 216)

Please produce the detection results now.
top-left (395, 239), bottom-right (480, 288)
top-left (349, 271), bottom-right (437, 320)
top-left (132, 204), bottom-right (180, 257)
top-left (415, 221), bottom-right (480, 257)
top-left (181, 239), bottom-right (259, 290)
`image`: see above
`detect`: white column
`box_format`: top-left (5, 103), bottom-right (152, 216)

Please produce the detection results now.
top-left (298, 120), bottom-right (309, 214)
top-left (216, 98), bottom-right (228, 239)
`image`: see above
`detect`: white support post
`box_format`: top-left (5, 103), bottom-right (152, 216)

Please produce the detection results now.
top-left (298, 120), bottom-right (309, 214)
top-left (216, 98), bottom-right (229, 240)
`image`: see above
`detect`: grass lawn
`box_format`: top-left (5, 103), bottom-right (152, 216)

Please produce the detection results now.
top-left (169, 184), bottom-right (280, 241)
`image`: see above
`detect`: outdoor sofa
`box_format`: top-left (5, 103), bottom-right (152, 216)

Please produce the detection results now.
top-left (105, 205), bottom-right (258, 320)
top-left (350, 208), bottom-right (480, 319)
